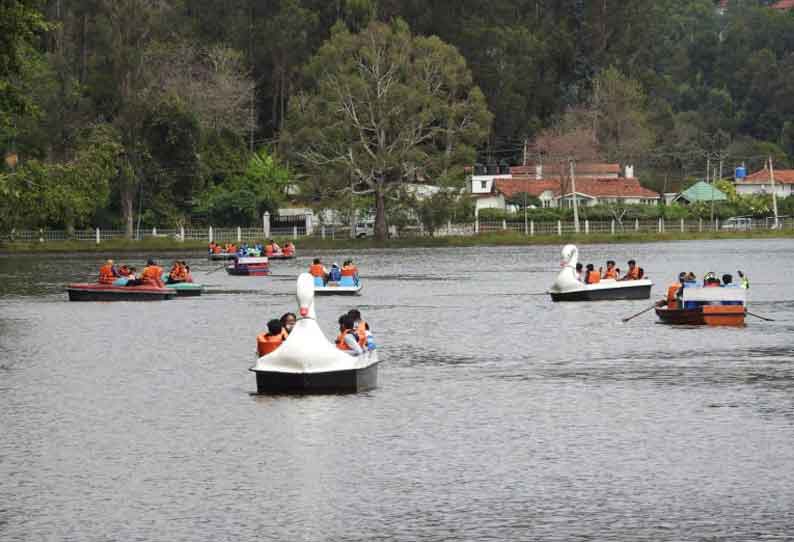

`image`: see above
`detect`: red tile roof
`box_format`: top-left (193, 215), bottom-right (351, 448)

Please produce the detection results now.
top-left (511, 163), bottom-right (621, 176)
top-left (494, 177), bottom-right (659, 199)
top-left (741, 168), bottom-right (794, 184)
top-left (771, 0), bottom-right (794, 10)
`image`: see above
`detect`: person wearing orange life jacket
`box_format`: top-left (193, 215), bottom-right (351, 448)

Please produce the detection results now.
top-left (341, 259), bottom-right (359, 284)
top-left (141, 259), bottom-right (165, 288)
top-left (585, 264), bottom-right (601, 285)
top-left (658, 272), bottom-right (687, 309)
top-left (256, 319), bottom-right (284, 356)
top-left (336, 314), bottom-right (363, 355)
top-left (98, 260), bottom-right (117, 284)
top-left (602, 260), bottom-right (618, 280)
top-left (620, 260), bottom-right (641, 281)
top-left (283, 241), bottom-right (295, 257)
top-left (309, 258), bottom-right (328, 283)
top-left (347, 308), bottom-right (371, 349)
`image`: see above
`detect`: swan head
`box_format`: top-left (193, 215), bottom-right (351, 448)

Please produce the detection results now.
top-left (296, 273), bottom-right (316, 318)
top-left (561, 244), bottom-right (578, 268)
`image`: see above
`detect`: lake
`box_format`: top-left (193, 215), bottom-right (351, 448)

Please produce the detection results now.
top-left (1, 239), bottom-right (793, 541)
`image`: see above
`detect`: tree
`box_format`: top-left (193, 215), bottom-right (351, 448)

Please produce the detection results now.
top-left (283, 20), bottom-right (491, 240)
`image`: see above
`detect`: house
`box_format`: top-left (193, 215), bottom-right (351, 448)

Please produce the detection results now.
top-left (771, 0), bottom-right (794, 11)
top-left (735, 167), bottom-right (794, 198)
top-left (673, 181), bottom-right (728, 204)
top-left (511, 162), bottom-right (623, 179)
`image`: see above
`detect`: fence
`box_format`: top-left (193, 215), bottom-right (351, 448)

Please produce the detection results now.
top-left (3, 216), bottom-right (792, 244)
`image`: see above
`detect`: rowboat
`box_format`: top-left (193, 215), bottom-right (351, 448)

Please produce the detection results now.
top-left (67, 283), bottom-right (176, 301)
top-left (226, 257), bottom-right (270, 276)
top-left (656, 286), bottom-right (746, 326)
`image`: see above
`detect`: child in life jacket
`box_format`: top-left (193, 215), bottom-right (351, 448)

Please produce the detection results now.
top-left (257, 319), bottom-right (284, 356)
top-left (279, 312), bottom-right (297, 339)
top-left (336, 314), bottom-right (363, 355)
top-left (347, 309), bottom-right (375, 350)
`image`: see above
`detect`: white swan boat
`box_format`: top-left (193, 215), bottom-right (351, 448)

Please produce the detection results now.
top-left (312, 275), bottom-right (363, 296)
top-left (549, 244), bottom-right (653, 302)
top-left (249, 273), bottom-right (379, 393)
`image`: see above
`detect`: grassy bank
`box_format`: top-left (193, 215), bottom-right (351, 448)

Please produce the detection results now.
top-left (1, 229), bottom-right (793, 254)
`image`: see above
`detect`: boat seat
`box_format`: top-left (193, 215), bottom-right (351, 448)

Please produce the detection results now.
top-left (113, 277), bottom-right (129, 286)
top-left (313, 276), bottom-right (324, 287)
top-left (339, 276), bottom-right (356, 287)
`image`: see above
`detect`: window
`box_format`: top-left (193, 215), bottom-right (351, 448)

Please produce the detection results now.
top-left (480, 181), bottom-right (487, 190)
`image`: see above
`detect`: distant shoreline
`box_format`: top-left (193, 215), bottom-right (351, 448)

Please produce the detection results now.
top-left (1, 230), bottom-right (792, 255)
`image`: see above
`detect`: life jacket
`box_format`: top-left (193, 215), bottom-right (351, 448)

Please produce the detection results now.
top-left (283, 244), bottom-right (294, 256)
top-left (98, 264), bottom-right (116, 284)
top-left (356, 320), bottom-right (368, 348)
top-left (265, 245), bottom-right (274, 256)
top-left (256, 333), bottom-right (283, 356)
top-left (666, 283), bottom-right (681, 309)
top-left (626, 267), bottom-right (640, 280)
top-left (309, 264), bottom-right (325, 277)
top-left (141, 265), bottom-right (164, 287)
top-left (587, 270), bottom-right (601, 284)
top-left (603, 268), bottom-right (618, 279)
top-left (341, 265), bottom-right (357, 277)
top-left (336, 330), bottom-right (358, 351)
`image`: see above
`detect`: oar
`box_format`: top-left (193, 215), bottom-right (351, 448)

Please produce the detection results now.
top-left (622, 303), bottom-right (658, 323)
top-left (746, 311), bottom-right (775, 322)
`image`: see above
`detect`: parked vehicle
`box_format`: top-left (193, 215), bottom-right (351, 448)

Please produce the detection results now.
top-left (355, 221), bottom-right (375, 238)
top-left (721, 216), bottom-right (753, 230)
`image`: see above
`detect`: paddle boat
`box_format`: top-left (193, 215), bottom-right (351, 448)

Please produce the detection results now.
top-left (313, 274), bottom-right (362, 296)
top-left (109, 275), bottom-right (204, 297)
top-left (267, 250), bottom-right (295, 261)
top-left (209, 251), bottom-right (237, 261)
top-left (67, 283), bottom-right (176, 301)
top-left (249, 273), bottom-right (379, 394)
top-left (656, 285), bottom-right (747, 326)
top-left (549, 244), bottom-right (652, 301)
top-left (226, 256), bottom-right (270, 276)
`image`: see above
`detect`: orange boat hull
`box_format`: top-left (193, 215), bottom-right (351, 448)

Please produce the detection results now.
top-left (656, 305), bottom-right (745, 327)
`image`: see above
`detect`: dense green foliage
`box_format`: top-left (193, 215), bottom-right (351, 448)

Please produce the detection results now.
top-left (3, 0), bottom-right (794, 233)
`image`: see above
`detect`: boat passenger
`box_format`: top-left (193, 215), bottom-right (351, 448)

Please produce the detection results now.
top-left (620, 260), bottom-right (640, 281)
top-left (117, 264), bottom-right (132, 277)
top-left (256, 319), bottom-right (284, 356)
top-left (575, 263), bottom-right (584, 282)
top-left (212, 244), bottom-right (222, 254)
top-left (336, 314), bottom-right (363, 356)
top-left (341, 259), bottom-right (359, 284)
top-left (348, 309), bottom-right (371, 349)
top-left (722, 274), bottom-right (739, 287)
top-left (141, 259), bottom-right (165, 288)
top-left (585, 264), bottom-right (600, 284)
top-left (98, 259), bottom-right (118, 284)
top-left (125, 267), bottom-right (143, 286)
top-left (703, 272), bottom-right (721, 287)
top-left (283, 242), bottom-right (295, 257)
top-left (658, 272), bottom-right (687, 309)
top-left (279, 312), bottom-right (297, 339)
top-left (738, 270), bottom-right (749, 289)
top-left (638, 267), bottom-right (645, 279)
top-left (309, 258), bottom-right (328, 283)
top-left (602, 260), bottom-right (618, 280)
top-left (328, 263), bottom-right (342, 282)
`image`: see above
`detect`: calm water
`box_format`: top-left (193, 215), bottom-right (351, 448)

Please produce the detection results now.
top-left (1, 240), bottom-right (793, 541)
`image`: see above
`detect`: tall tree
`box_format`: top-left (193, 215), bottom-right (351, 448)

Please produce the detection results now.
top-left (283, 20), bottom-right (491, 240)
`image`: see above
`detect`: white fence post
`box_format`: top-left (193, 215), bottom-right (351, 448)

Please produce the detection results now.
top-left (95, 227), bottom-right (100, 244)
top-left (585, 220), bottom-right (590, 235)
top-left (152, 227), bottom-right (157, 237)
top-left (180, 226), bottom-right (185, 241)
top-left (611, 220), bottom-right (615, 235)
top-left (39, 228), bottom-right (44, 243)
top-left (292, 225), bottom-right (298, 239)
top-left (557, 220), bottom-right (562, 236)
top-left (634, 218), bottom-right (639, 232)
top-left (321, 225), bottom-right (326, 239)
top-left (475, 216), bottom-right (479, 234)
top-left (209, 226), bottom-right (213, 243)
top-left (699, 218), bottom-right (703, 232)
top-left (263, 212), bottom-right (270, 238)
top-left (658, 218), bottom-right (662, 233)
top-left (530, 220), bottom-right (534, 236)
top-left (680, 218), bottom-right (684, 233)
top-left (715, 218), bottom-right (719, 231)
top-left (502, 219), bottom-right (507, 230)
top-left (305, 213), bottom-right (313, 236)
top-left (237, 226), bottom-right (241, 242)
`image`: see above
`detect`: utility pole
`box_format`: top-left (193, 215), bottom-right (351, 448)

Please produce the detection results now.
top-left (769, 156), bottom-right (780, 229)
top-left (706, 154), bottom-right (710, 184)
top-left (570, 158), bottom-right (580, 233)
top-left (522, 138), bottom-right (528, 166)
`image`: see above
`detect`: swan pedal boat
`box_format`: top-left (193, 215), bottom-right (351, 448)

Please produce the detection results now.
top-left (656, 286), bottom-right (747, 326)
top-left (313, 276), bottom-right (362, 296)
top-left (250, 273), bottom-right (379, 394)
top-left (549, 244), bottom-right (652, 301)
top-left (67, 283), bottom-right (176, 301)
top-left (226, 256), bottom-right (270, 276)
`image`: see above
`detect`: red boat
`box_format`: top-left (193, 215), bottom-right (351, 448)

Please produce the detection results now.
top-left (226, 256), bottom-right (271, 276)
top-left (656, 286), bottom-right (747, 327)
top-left (67, 283), bottom-right (176, 301)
